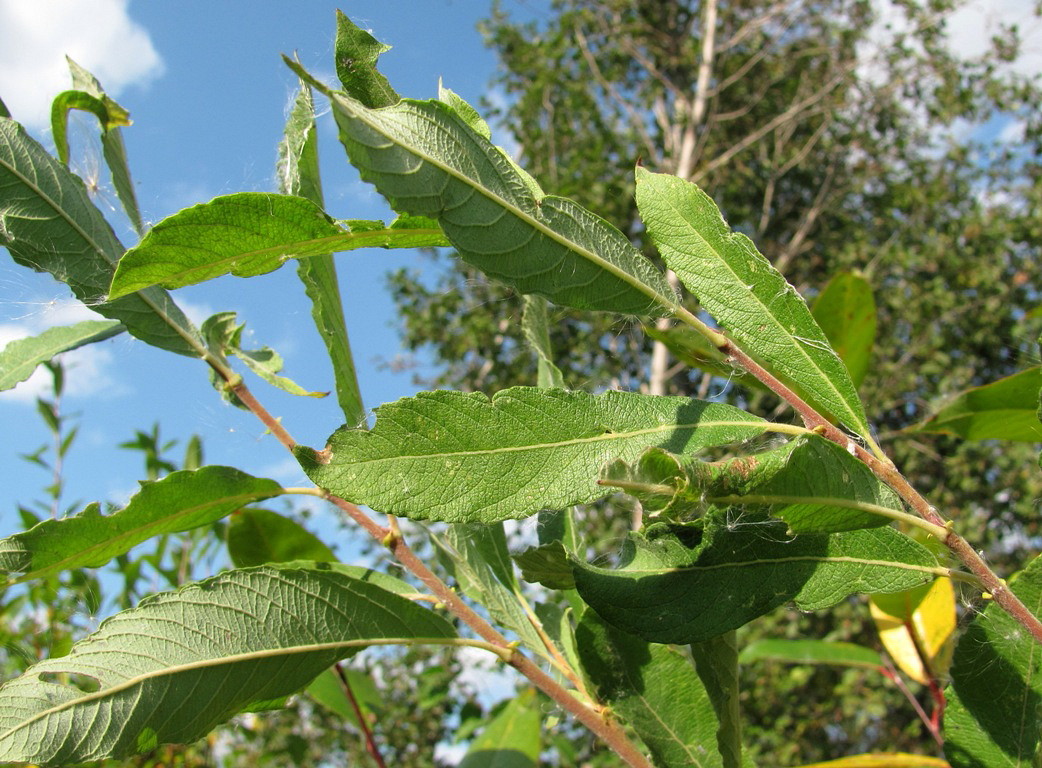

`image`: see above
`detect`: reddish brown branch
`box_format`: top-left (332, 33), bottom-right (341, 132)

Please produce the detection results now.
top-left (334, 662), bottom-right (388, 768)
top-left (720, 333), bottom-right (1042, 646)
top-left (325, 495), bottom-right (654, 768)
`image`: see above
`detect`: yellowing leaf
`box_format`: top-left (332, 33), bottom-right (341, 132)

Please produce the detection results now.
top-left (870, 577), bottom-right (956, 684)
top-left (797, 753), bottom-right (950, 767)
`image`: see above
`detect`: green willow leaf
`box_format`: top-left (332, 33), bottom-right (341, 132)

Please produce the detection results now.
top-left (435, 524), bottom-right (545, 653)
top-left (603, 434), bottom-right (901, 534)
top-left (306, 666), bottom-right (380, 730)
top-left (522, 295), bottom-right (566, 389)
top-left (279, 85), bottom-right (368, 425)
top-left (201, 310), bottom-right (323, 399)
top-left (0, 565), bottom-right (455, 765)
top-left (296, 387), bottom-right (768, 523)
top-left (109, 193), bottom-right (449, 297)
top-left (0, 466), bottom-right (282, 583)
top-left (811, 271), bottom-right (877, 389)
top-left (227, 508), bottom-right (337, 567)
top-left (738, 639), bottom-right (883, 669)
top-left (459, 688), bottom-right (541, 768)
top-left (635, 168), bottom-right (870, 438)
top-left (56, 57), bottom-right (145, 235)
top-left (0, 119), bottom-right (202, 356)
top-left (288, 60), bottom-right (677, 316)
top-left (572, 517), bottom-right (938, 644)
top-left (576, 612), bottom-right (722, 768)
top-left (691, 632), bottom-right (742, 768)
top-left (333, 10), bottom-right (399, 108)
top-left (279, 83), bottom-right (365, 425)
top-left (513, 541), bottom-right (575, 590)
top-left (908, 366), bottom-right (1042, 442)
top-left (0, 319), bottom-right (123, 391)
top-left (944, 554), bottom-right (1042, 767)
top-left (642, 324), bottom-right (769, 394)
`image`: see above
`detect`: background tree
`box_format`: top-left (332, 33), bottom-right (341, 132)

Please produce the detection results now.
top-left (388, 0), bottom-right (1042, 761)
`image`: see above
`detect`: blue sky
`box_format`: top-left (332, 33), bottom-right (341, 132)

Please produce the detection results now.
top-left (0, 1), bottom-right (547, 535)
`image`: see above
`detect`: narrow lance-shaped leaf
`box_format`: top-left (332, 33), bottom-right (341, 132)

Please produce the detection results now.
top-left (522, 294), bottom-right (565, 389)
top-left (0, 565), bottom-right (455, 766)
top-left (55, 57), bottom-right (145, 236)
top-left (296, 387), bottom-right (769, 523)
top-left (573, 517), bottom-right (939, 644)
top-left (944, 553), bottom-right (1042, 767)
top-left (811, 271), bottom-right (877, 389)
top-left (285, 58), bottom-right (678, 317)
top-left (279, 82), bottom-right (366, 425)
top-left (0, 466), bottom-right (282, 583)
top-left (0, 119), bottom-right (202, 356)
top-left (738, 639), bottom-right (884, 669)
top-left (109, 192), bottom-right (449, 297)
top-left (635, 168), bottom-right (870, 439)
top-left (576, 612), bottom-right (723, 768)
top-left (0, 319), bottom-right (123, 392)
top-left (692, 632), bottom-right (742, 768)
top-left (435, 523), bottom-right (546, 653)
top-left (907, 366), bottom-right (1042, 442)
top-left (602, 434), bottom-right (903, 534)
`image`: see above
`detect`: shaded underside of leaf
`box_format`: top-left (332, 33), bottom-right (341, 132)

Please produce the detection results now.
top-left (0, 119), bottom-right (201, 356)
top-left (944, 553), bottom-right (1042, 767)
top-left (606, 434), bottom-right (902, 534)
top-left (576, 612), bottom-right (722, 768)
top-left (635, 168), bottom-right (869, 438)
top-left (297, 387), bottom-right (768, 522)
top-left (0, 318), bottom-right (123, 391)
top-left (642, 324), bottom-right (768, 393)
top-left (573, 517), bottom-right (937, 644)
top-left (227, 507), bottom-right (337, 567)
top-left (0, 565), bottom-right (455, 766)
top-left (459, 688), bottom-right (541, 768)
top-left (909, 366), bottom-right (1042, 442)
top-left (318, 83), bottom-right (678, 316)
top-left (0, 466), bottom-right (282, 582)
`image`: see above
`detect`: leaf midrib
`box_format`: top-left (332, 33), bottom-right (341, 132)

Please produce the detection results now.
top-left (650, 185), bottom-right (864, 434)
top-left (118, 227), bottom-right (448, 294)
top-left (336, 418), bottom-right (768, 464)
top-left (336, 95), bottom-right (678, 313)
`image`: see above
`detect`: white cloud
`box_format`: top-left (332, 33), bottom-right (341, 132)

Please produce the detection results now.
top-left (0, 0), bottom-right (163, 130)
top-left (946, 0), bottom-right (1042, 77)
top-left (0, 299), bottom-right (124, 403)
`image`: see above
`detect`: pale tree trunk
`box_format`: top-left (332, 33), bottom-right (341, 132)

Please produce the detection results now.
top-left (648, 0), bottom-right (718, 400)
top-left (640, 0), bottom-right (718, 530)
